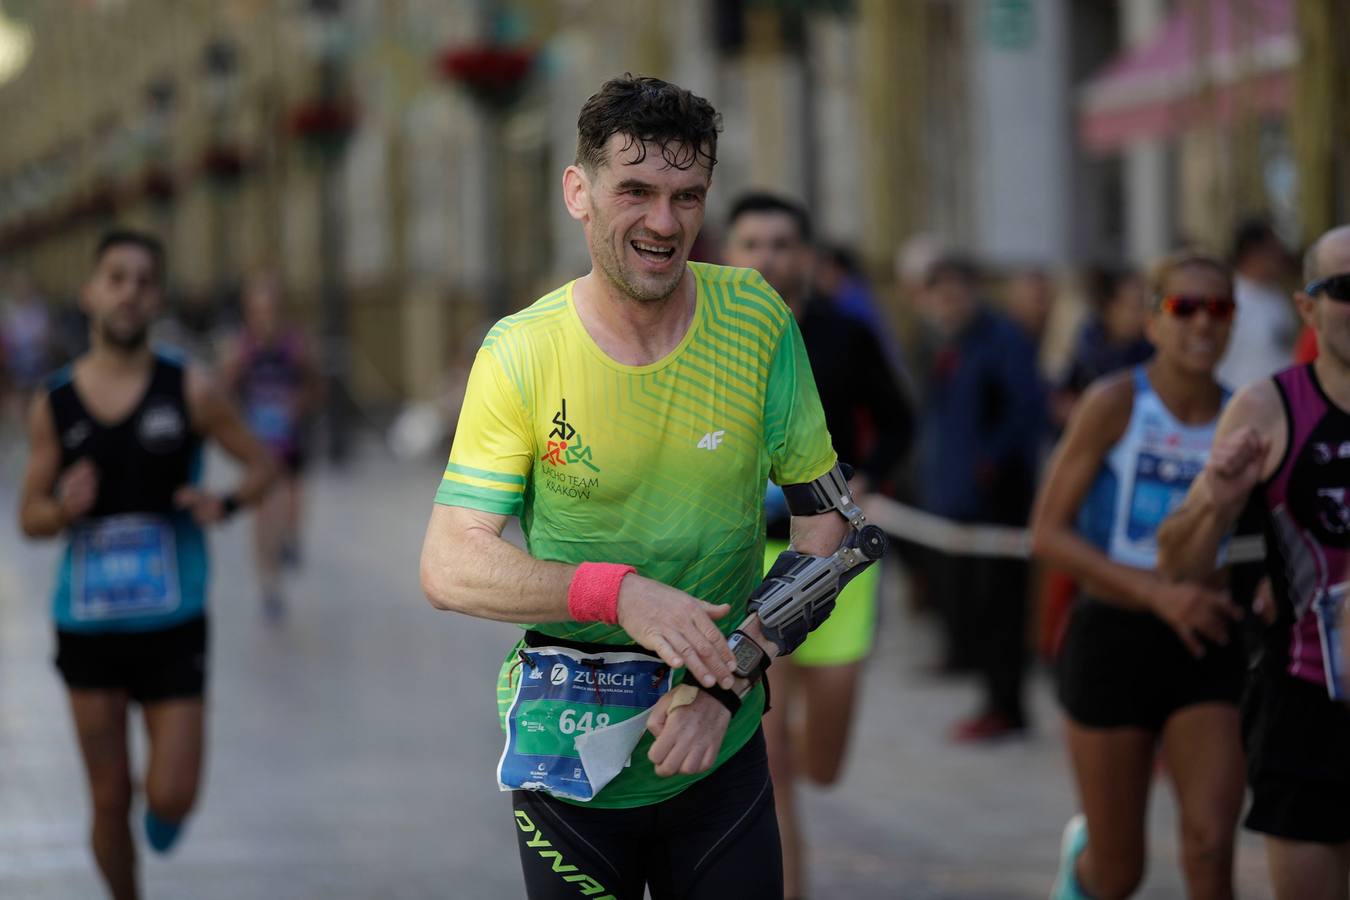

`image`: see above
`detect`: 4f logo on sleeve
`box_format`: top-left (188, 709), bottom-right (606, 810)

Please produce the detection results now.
top-left (697, 430), bottom-right (725, 451)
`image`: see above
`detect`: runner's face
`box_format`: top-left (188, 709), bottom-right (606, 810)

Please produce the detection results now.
top-left (581, 135), bottom-right (710, 303)
top-left (1308, 235), bottom-right (1350, 368)
top-left (723, 211), bottom-right (810, 305)
top-left (82, 245), bottom-right (161, 351)
top-left (244, 276), bottom-right (281, 337)
top-left (1148, 265), bottom-right (1233, 375)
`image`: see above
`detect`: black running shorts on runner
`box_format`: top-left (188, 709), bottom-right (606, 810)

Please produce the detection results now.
top-left (1243, 664), bottom-right (1350, 843)
top-left (512, 728), bottom-right (781, 900)
top-left (55, 616), bottom-right (208, 703)
top-left (1057, 597), bottom-right (1244, 732)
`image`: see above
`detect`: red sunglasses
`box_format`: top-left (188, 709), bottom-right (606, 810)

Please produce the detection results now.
top-left (1158, 295), bottom-right (1236, 320)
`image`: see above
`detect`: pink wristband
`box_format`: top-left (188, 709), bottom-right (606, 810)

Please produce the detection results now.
top-left (567, 562), bottom-right (635, 625)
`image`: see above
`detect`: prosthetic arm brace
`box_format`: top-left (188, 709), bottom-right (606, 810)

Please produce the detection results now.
top-left (674, 463), bottom-right (887, 715)
top-left (748, 463), bottom-right (887, 657)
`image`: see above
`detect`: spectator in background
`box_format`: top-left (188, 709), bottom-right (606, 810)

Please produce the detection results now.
top-left (917, 256), bottom-right (1046, 741)
top-left (1217, 217), bottom-right (1297, 390)
top-left (1055, 264), bottom-right (1154, 428)
top-left (1, 273), bottom-right (54, 410)
top-left (815, 243), bottom-right (911, 380)
top-left (1004, 267), bottom-right (1055, 351)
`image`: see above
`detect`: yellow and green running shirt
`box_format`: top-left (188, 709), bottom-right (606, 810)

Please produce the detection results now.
top-left (435, 261), bottom-right (836, 808)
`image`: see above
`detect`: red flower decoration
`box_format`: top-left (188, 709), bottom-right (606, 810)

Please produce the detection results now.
top-left (436, 44), bottom-right (534, 109)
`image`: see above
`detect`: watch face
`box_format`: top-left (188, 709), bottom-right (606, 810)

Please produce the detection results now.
top-left (730, 633), bottom-right (763, 675)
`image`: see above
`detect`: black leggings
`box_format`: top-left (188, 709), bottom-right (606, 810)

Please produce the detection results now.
top-left (512, 729), bottom-right (782, 900)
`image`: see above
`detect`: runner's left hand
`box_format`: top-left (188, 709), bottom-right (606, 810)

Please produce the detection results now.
top-left (646, 687), bottom-right (731, 777)
top-left (174, 486), bottom-right (227, 525)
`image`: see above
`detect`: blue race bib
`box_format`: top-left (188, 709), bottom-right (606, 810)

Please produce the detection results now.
top-left (1126, 452), bottom-right (1202, 543)
top-left (498, 645), bottom-right (671, 802)
top-left (247, 400), bottom-right (294, 445)
top-left (70, 515), bottom-right (181, 622)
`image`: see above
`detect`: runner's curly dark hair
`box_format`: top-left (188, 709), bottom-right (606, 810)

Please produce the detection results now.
top-left (575, 74), bottom-right (721, 174)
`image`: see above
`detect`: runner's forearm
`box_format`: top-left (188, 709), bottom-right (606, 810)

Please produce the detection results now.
top-left (1156, 476), bottom-right (1236, 580)
top-left (1031, 525), bottom-right (1159, 614)
top-left (422, 523), bottom-right (576, 623)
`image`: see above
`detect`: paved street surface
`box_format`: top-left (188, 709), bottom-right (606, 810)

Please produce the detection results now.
top-left (1, 441), bottom-right (1276, 899)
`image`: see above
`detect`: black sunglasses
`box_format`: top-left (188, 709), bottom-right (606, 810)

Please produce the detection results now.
top-left (1305, 273), bottom-right (1350, 302)
top-left (1158, 295), bottom-right (1236, 320)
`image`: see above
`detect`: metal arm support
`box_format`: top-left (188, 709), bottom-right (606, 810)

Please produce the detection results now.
top-left (746, 464), bottom-right (887, 656)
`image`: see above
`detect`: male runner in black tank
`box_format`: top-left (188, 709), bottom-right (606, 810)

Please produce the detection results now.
top-left (723, 192), bottom-right (912, 899)
top-left (18, 230), bottom-right (275, 900)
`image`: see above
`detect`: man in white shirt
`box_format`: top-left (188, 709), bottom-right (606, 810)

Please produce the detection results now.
top-left (1217, 218), bottom-right (1297, 390)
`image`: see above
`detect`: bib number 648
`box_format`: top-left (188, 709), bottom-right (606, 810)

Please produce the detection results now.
top-left (558, 709), bottom-right (611, 735)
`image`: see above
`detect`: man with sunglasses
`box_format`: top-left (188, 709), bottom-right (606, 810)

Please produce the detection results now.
top-left (1159, 225), bottom-right (1350, 900)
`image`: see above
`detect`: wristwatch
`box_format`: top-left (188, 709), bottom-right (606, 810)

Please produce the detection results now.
top-left (727, 629), bottom-right (771, 695)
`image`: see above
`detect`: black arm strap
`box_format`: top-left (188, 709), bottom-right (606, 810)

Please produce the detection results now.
top-left (780, 463), bottom-right (854, 516)
top-left (677, 670), bottom-right (773, 716)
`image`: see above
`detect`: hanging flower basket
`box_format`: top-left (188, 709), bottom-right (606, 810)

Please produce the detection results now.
top-left (286, 100), bottom-right (357, 155)
top-left (200, 144), bottom-right (248, 182)
top-left (436, 44), bottom-right (535, 111)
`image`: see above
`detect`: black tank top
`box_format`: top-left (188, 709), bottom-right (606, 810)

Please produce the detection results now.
top-left (45, 354), bottom-right (203, 519)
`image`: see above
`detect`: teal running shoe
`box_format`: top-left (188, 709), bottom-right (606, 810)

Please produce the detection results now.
top-left (1050, 814), bottom-right (1091, 900)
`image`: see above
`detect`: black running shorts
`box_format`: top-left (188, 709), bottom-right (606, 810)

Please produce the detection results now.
top-left (512, 728), bottom-right (782, 900)
top-left (55, 615), bottom-right (208, 703)
top-left (1057, 597), bottom-right (1244, 732)
top-left (1244, 664), bottom-right (1350, 843)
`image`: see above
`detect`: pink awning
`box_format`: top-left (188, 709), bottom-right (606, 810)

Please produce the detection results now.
top-left (1079, 0), bottom-right (1296, 153)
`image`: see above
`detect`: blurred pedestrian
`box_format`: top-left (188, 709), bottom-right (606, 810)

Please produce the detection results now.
top-left (1033, 250), bottom-right (1243, 900)
top-left (1055, 264), bottom-right (1154, 428)
top-left (1004, 266), bottom-right (1055, 351)
top-left (221, 271), bottom-right (323, 620)
top-left (1217, 217), bottom-right (1297, 390)
top-left (916, 255), bottom-right (1045, 741)
top-left (16, 230), bottom-right (275, 900)
top-left (1, 272), bottom-right (54, 416)
top-left (723, 191), bottom-right (913, 899)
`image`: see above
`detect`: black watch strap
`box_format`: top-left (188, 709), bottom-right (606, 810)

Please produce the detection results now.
top-left (679, 669), bottom-right (741, 717)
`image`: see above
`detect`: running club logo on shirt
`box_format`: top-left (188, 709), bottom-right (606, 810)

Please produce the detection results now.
top-left (540, 399), bottom-right (601, 500)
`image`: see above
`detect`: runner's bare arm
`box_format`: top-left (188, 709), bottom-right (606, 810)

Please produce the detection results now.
top-left (18, 392), bottom-right (90, 537)
top-left (1157, 380), bottom-right (1285, 580)
top-left (421, 504), bottom-right (737, 689)
top-left (297, 333), bottom-right (326, 417)
top-left (184, 365), bottom-right (277, 507)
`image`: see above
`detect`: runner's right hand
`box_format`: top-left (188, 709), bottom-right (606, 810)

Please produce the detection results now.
top-left (56, 458), bottom-right (98, 523)
top-left (617, 577), bottom-right (737, 690)
top-left (1152, 581), bottom-right (1243, 658)
top-left (1203, 426), bottom-right (1269, 515)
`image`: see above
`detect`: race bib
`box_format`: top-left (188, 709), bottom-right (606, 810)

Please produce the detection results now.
top-left (71, 515), bottom-right (180, 621)
top-left (1315, 582), bottom-right (1350, 701)
top-left (1126, 452), bottom-right (1202, 543)
top-left (247, 399), bottom-right (295, 445)
top-left (497, 645), bottom-right (671, 802)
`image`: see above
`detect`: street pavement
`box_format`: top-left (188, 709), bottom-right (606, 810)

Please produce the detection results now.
top-left (0, 441), bottom-right (1277, 899)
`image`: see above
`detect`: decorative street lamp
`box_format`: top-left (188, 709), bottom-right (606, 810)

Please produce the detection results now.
top-left (295, 0), bottom-right (358, 463)
top-left (436, 35), bottom-right (535, 323)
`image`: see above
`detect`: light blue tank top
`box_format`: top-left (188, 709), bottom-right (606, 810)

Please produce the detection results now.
top-left (1076, 367), bottom-right (1229, 570)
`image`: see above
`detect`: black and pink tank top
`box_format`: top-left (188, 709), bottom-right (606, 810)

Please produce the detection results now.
top-left (237, 331), bottom-right (305, 454)
top-left (1261, 364), bottom-right (1350, 689)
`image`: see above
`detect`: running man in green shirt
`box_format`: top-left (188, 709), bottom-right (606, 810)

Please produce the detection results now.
top-left (420, 75), bottom-right (872, 900)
